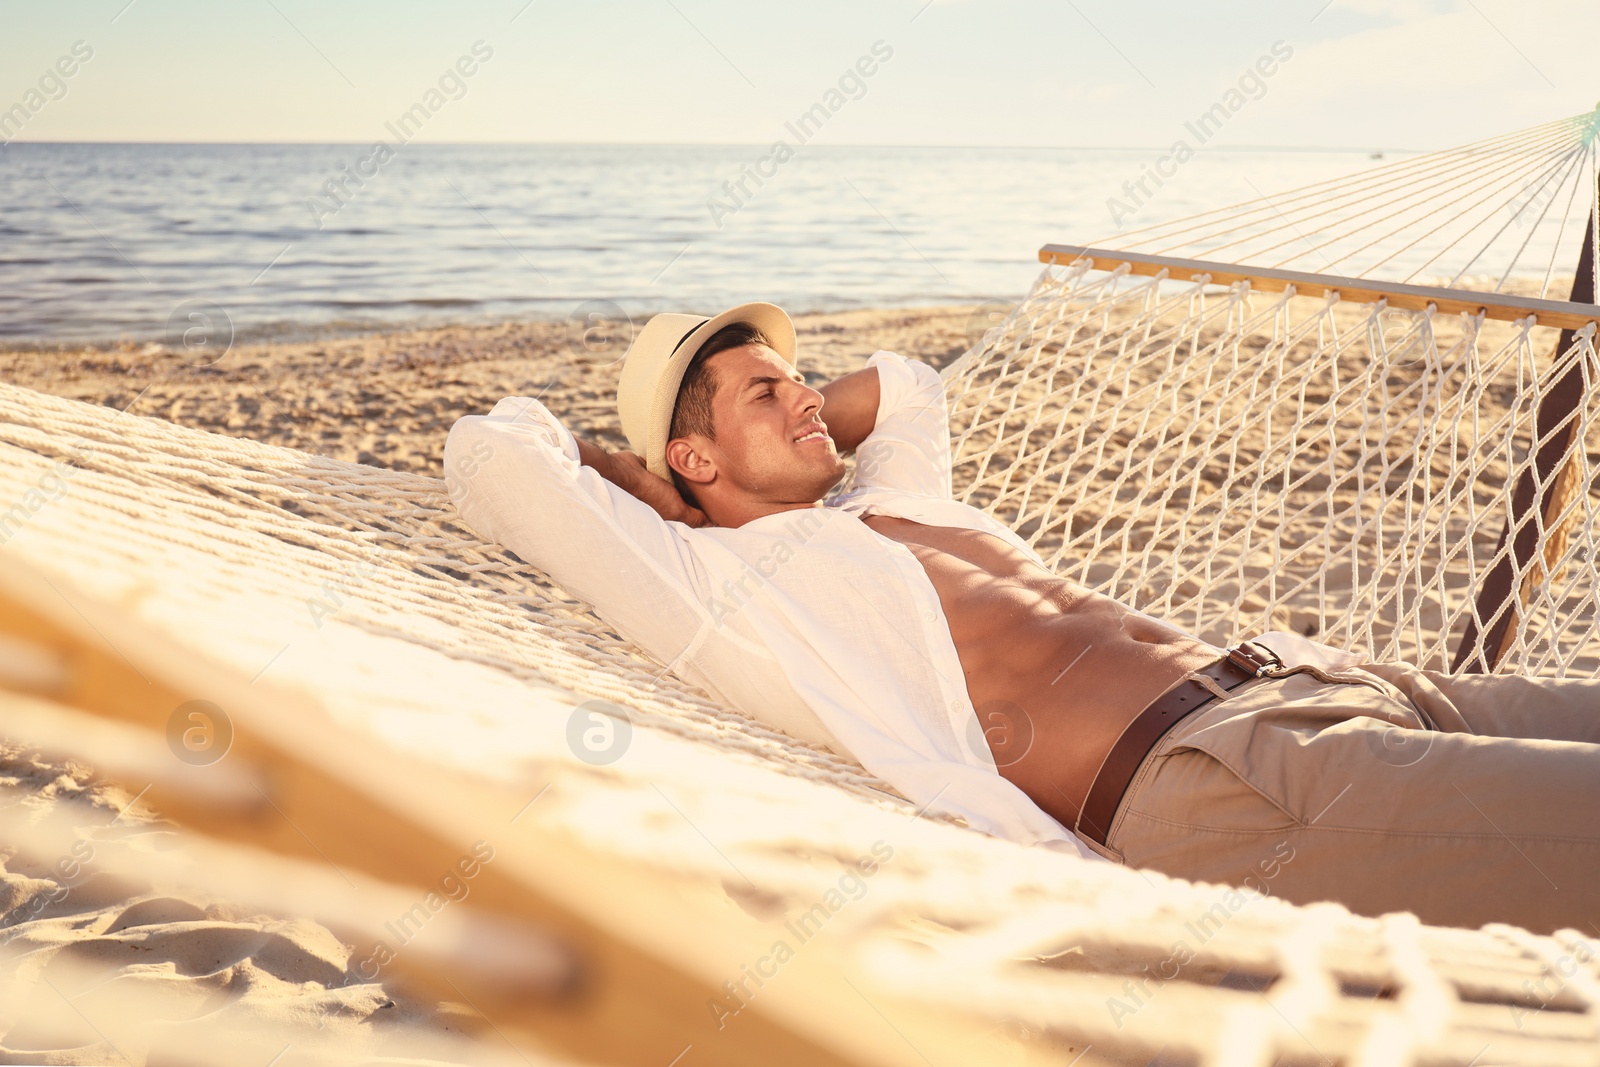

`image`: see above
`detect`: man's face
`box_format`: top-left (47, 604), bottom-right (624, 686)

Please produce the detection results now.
top-left (696, 343), bottom-right (846, 503)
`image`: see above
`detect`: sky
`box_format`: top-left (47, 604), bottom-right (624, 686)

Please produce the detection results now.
top-left (1, 0), bottom-right (1597, 151)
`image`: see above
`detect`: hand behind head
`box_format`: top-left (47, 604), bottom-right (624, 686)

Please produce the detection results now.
top-left (611, 450), bottom-right (711, 527)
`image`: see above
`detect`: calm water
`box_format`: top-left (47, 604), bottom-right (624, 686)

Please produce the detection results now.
top-left (1, 142), bottom-right (1411, 346)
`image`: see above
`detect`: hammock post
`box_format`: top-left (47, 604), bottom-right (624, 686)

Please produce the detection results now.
top-left (1450, 202), bottom-right (1598, 673)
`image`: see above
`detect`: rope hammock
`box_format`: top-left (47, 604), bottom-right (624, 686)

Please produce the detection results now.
top-left (940, 261), bottom-right (1600, 676)
top-left (933, 107), bottom-right (1600, 677)
top-left (4, 110), bottom-right (1600, 1065)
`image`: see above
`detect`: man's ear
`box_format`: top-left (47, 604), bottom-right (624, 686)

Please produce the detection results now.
top-left (665, 436), bottom-right (716, 488)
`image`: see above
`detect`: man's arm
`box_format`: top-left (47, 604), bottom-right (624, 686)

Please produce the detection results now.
top-left (841, 351), bottom-right (952, 499)
top-left (444, 395), bottom-right (716, 669)
top-left (818, 366), bottom-right (881, 454)
top-left (574, 437), bottom-right (708, 528)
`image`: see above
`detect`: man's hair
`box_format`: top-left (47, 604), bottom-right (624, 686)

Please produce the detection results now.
top-left (667, 321), bottom-right (775, 504)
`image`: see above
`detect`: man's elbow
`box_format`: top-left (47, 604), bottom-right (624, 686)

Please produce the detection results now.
top-left (442, 418), bottom-right (498, 491)
top-left (819, 366), bottom-right (882, 454)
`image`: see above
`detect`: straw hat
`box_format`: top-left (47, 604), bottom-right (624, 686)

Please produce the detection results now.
top-left (617, 301), bottom-right (797, 479)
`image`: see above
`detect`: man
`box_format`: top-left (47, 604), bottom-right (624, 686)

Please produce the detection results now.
top-left (445, 301), bottom-right (1600, 936)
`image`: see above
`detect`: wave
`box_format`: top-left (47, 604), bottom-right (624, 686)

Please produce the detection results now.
top-left (316, 297), bottom-right (483, 309)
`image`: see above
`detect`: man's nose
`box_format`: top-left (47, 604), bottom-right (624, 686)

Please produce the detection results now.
top-left (796, 381), bottom-right (823, 414)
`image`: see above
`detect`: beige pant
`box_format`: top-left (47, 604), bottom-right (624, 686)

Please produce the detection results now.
top-left (1089, 660), bottom-right (1600, 935)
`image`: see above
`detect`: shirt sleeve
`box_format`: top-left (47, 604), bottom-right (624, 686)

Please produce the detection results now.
top-left (849, 351), bottom-right (953, 499)
top-left (442, 396), bottom-right (715, 675)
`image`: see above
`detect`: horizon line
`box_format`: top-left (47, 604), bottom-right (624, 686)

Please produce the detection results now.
top-left (1, 139), bottom-right (1417, 154)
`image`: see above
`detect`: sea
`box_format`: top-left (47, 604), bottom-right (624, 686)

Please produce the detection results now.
top-left (0, 142), bottom-right (1417, 347)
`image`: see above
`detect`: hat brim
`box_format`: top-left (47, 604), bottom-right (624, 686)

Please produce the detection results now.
top-left (642, 301), bottom-right (797, 480)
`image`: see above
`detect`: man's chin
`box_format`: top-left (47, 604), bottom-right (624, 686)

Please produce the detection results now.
top-left (763, 455), bottom-right (848, 503)
top-left (810, 456), bottom-right (850, 499)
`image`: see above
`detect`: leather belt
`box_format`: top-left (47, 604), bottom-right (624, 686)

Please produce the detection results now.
top-left (1075, 640), bottom-right (1285, 846)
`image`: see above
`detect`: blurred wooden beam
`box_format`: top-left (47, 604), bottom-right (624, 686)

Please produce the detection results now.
top-left (0, 553), bottom-right (1057, 1067)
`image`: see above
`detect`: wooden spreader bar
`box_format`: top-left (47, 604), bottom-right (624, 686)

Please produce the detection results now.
top-left (0, 556), bottom-right (1004, 1067)
top-left (1039, 243), bottom-right (1600, 332)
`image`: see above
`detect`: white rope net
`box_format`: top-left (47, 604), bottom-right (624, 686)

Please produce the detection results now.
top-left (943, 263), bottom-right (1600, 676)
top-left (0, 378), bottom-right (912, 799)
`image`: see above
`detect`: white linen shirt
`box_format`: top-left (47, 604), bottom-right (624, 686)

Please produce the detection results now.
top-left (443, 350), bottom-right (1098, 859)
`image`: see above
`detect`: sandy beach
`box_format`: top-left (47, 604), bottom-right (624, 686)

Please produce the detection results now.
top-left (0, 305), bottom-right (988, 478)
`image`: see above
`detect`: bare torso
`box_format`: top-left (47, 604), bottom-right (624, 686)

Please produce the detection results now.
top-left (860, 513), bottom-right (1221, 831)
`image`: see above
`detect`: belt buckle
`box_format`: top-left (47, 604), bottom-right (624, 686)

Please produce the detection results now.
top-left (1226, 640), bottom-right (1284, 678)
